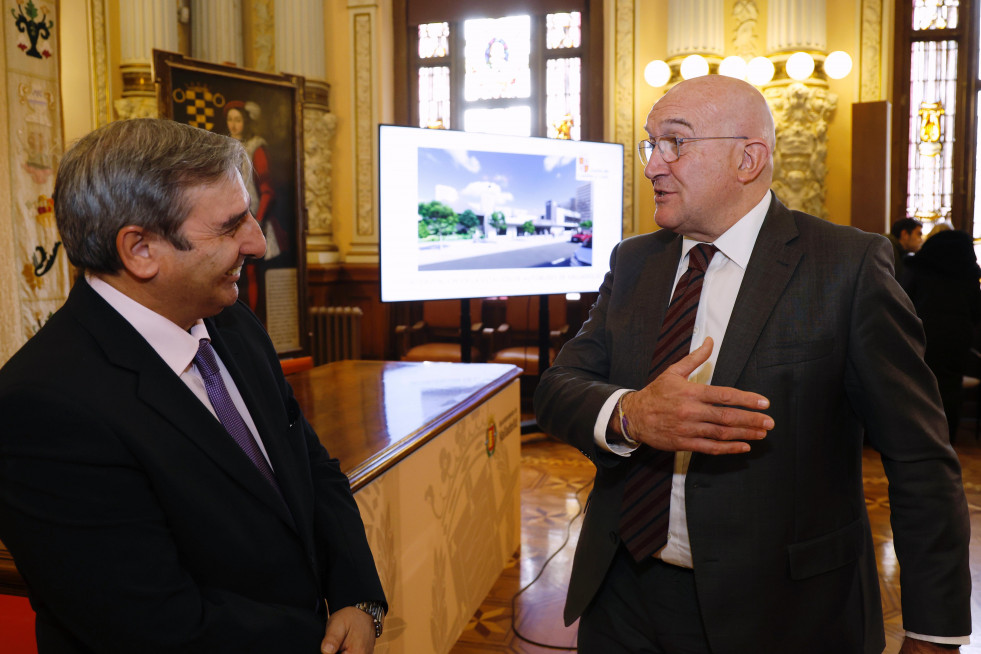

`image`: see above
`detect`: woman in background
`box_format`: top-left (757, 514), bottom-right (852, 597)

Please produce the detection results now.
top-left (223, 100), bottom-right (288, 317)
top-left (904, 228), bottom-right (981, 442)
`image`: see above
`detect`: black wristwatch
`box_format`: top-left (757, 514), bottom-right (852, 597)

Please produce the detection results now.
top-left (354, 601), bottom-right (386, 638)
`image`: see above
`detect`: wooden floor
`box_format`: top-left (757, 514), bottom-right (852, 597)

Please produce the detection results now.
top-left (451, 424), bottom-right (981, 653)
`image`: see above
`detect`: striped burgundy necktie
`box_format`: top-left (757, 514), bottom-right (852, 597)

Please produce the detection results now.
top-left (619, 243), bottom-right (718, 561)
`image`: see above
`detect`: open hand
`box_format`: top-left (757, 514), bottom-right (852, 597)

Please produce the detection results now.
top-left (619, 337), bottom-right (773, 455)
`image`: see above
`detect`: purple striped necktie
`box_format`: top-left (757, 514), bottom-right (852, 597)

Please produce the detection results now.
top-left (619, 243), bottom-right (718, 561)
top-left (194, 339), bottom-right (284, 499)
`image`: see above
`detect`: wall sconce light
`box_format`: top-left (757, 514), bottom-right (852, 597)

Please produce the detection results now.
top-left (746, 56), bottom-right (775, 85)
top-left (644, 50), bottom-right (850, 89)
top-left (786, 52), bottom-right (815, 80)
top-left (823, 50), bottom-right (853, 79)
top-left (680, 54), bottom-right (709, 79)
top-left (644, 59), bottom-right (672, 88)
top-left (719, 55), bottom-right (748, 80)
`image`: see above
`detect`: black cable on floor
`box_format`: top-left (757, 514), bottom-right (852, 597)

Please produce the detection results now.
top-left (509, 475), bottom-right (592, 650)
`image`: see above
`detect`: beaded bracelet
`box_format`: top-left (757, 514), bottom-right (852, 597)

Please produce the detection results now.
top-left (617, 393), bottom-right (639, 447)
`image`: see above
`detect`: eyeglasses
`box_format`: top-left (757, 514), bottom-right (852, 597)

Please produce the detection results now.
top-left (637, 135), bottom-right (748, 164)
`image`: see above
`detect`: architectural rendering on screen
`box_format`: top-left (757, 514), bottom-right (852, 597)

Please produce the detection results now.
top-left (416, 147), bottom-right (596, 271)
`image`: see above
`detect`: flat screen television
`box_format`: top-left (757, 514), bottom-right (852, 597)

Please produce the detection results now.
top-left (378, 125), bottom-right (624, 302)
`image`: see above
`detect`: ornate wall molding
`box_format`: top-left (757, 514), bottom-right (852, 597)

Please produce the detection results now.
top-left (764, 82), bottom-right (838, 218)
top-left (614, 0), bottom-right (635, 237)
top-left (89, 0), bottom-right (113, 126)
top-left (860, 0), bottom-right (883, 102)
top-left (347, 5), bottom-right (379, 262)
top-left (304, 102), bottom-right (340, 264)
top-left (732, 0), bottom-right (760, 59)
top-left (251, 0), bottom-right (275, 73)
top-left (114, 96), bottom-right (158, 120)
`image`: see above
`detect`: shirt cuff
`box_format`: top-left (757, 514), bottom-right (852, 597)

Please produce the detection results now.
top-left (905, 631), bottom-right (970, 646)
top-left (593, 389), bottom-right (638, 456)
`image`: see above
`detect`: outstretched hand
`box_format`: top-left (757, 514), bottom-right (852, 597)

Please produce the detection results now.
top-left (617, 338), bottom-right (773, 455)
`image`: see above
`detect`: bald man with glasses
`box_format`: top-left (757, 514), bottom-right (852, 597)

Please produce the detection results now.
top-left (535, 75), bottom-right (970, 654)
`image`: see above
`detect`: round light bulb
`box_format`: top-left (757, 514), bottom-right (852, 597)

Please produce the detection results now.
top-left (644, 60), bottom-right (672, 88)
top-left (746, 56), bottom-right (775, 86)
top-left (680, 54), bottom-right (709, 80)
top-left (824, 50), bottom-right (853, 79)
top-left (718, 56), bottom-right (748, 80)
top-left (786, 52), bottom-right (815, 81)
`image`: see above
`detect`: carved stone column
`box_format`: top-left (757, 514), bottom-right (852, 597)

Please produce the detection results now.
top-left (345, 0), bottom-right (381, 263)
top-left (668, 0), bottom-right (724, 57)
top-left (115, 0), bottom-right (179, 119)
top-left (766, 0), bottom-right (826, 53)
top-left (191, 0), bottom-right (243, 66)
top-left (274, 0), bottom-right (340, 264)
top-left (764, 82), bottom-right (837, 219)
top-left (762, 0), bottom-right (835, 218)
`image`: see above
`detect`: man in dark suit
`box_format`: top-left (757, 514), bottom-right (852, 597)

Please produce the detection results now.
top-left (0, 119), bottom-right (386, 653)
top-left (535, 75), bottom-right (970, 653)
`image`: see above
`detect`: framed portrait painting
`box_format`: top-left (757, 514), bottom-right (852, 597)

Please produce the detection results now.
top-left (153, 50), bottom-right (308, 357)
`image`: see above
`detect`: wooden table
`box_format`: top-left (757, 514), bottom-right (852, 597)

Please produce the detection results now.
top-left (290, 360), bottom-right (521, 491)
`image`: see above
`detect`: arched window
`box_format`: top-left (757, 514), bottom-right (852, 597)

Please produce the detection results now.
top-left (393, 0), bottom-right (604, 141)
top-left (892, 0), bottom-right (980, 236)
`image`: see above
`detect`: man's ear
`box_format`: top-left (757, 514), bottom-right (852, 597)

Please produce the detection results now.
top-left (116, 225), bottom-right (159, 280)
top-left (736, 140), bottom-right (770, 184)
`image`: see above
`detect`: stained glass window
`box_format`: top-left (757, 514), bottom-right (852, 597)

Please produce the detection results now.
top-left (419, 67), bottom-right (451, 129)
top-left (418, 22), bottom-right (449, 58)
top-left (463, 16), bottom-right (532, 102)
top-left (547, 12), bottom-right (581, 49)
top-left (546, 58), bottom-right (581, 140)
top-left (906, 40), bottom-right (958, 223)
top-left (912, 0), bottom-right (959, 30)
top-left (406, 4), bottom-right (596, 141)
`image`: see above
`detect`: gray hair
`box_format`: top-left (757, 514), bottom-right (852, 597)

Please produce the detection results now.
top-left (54, 118), bottom-right (249, 273)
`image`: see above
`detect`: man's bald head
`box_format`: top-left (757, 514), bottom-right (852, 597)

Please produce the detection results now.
top-left (642, 76), bottom-right (776, 240)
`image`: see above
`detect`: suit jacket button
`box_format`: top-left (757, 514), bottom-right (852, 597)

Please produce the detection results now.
top-left (609, 531), bottom-right (619, 544)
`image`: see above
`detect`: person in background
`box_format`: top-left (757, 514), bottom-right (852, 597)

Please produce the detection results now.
top-left (535, 75), bottom-right (970, 653)
top-left (887, 217), bottom-right (924, 283)
top-left (903, 227), bottom-right (981, 442)
top-left (0, 118), bottom-right (386, 653)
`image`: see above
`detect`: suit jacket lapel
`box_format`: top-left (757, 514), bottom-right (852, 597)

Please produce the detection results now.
top-left (68, 282), bottom-right (297, 528)
top-left (713, 196), bottom-right (802, 388)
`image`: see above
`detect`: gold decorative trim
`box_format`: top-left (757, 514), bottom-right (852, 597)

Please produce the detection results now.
top-left (120, 63), bottom-right (155, 96)
top-left (614, 0), bottom-right (634, 237)
top-left (353, 12), bottom-right (376, 241)
top-left (252, 0), bottom-right (275, 73)
top-left (89, 0), bottom-right (113, 126)
top-left (0, 16), bottom-right (19, 364)
top-left (304, 80), bottom-right (330, 111)
top-left (860, 0), bottom-right (883, 102)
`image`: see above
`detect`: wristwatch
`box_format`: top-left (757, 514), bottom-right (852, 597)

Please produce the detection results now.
top-left (354, 601), bottom-right (386, 638)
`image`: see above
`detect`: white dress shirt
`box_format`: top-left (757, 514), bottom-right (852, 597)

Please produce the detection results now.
top-left (86, 274), bottom-right (275, 469)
